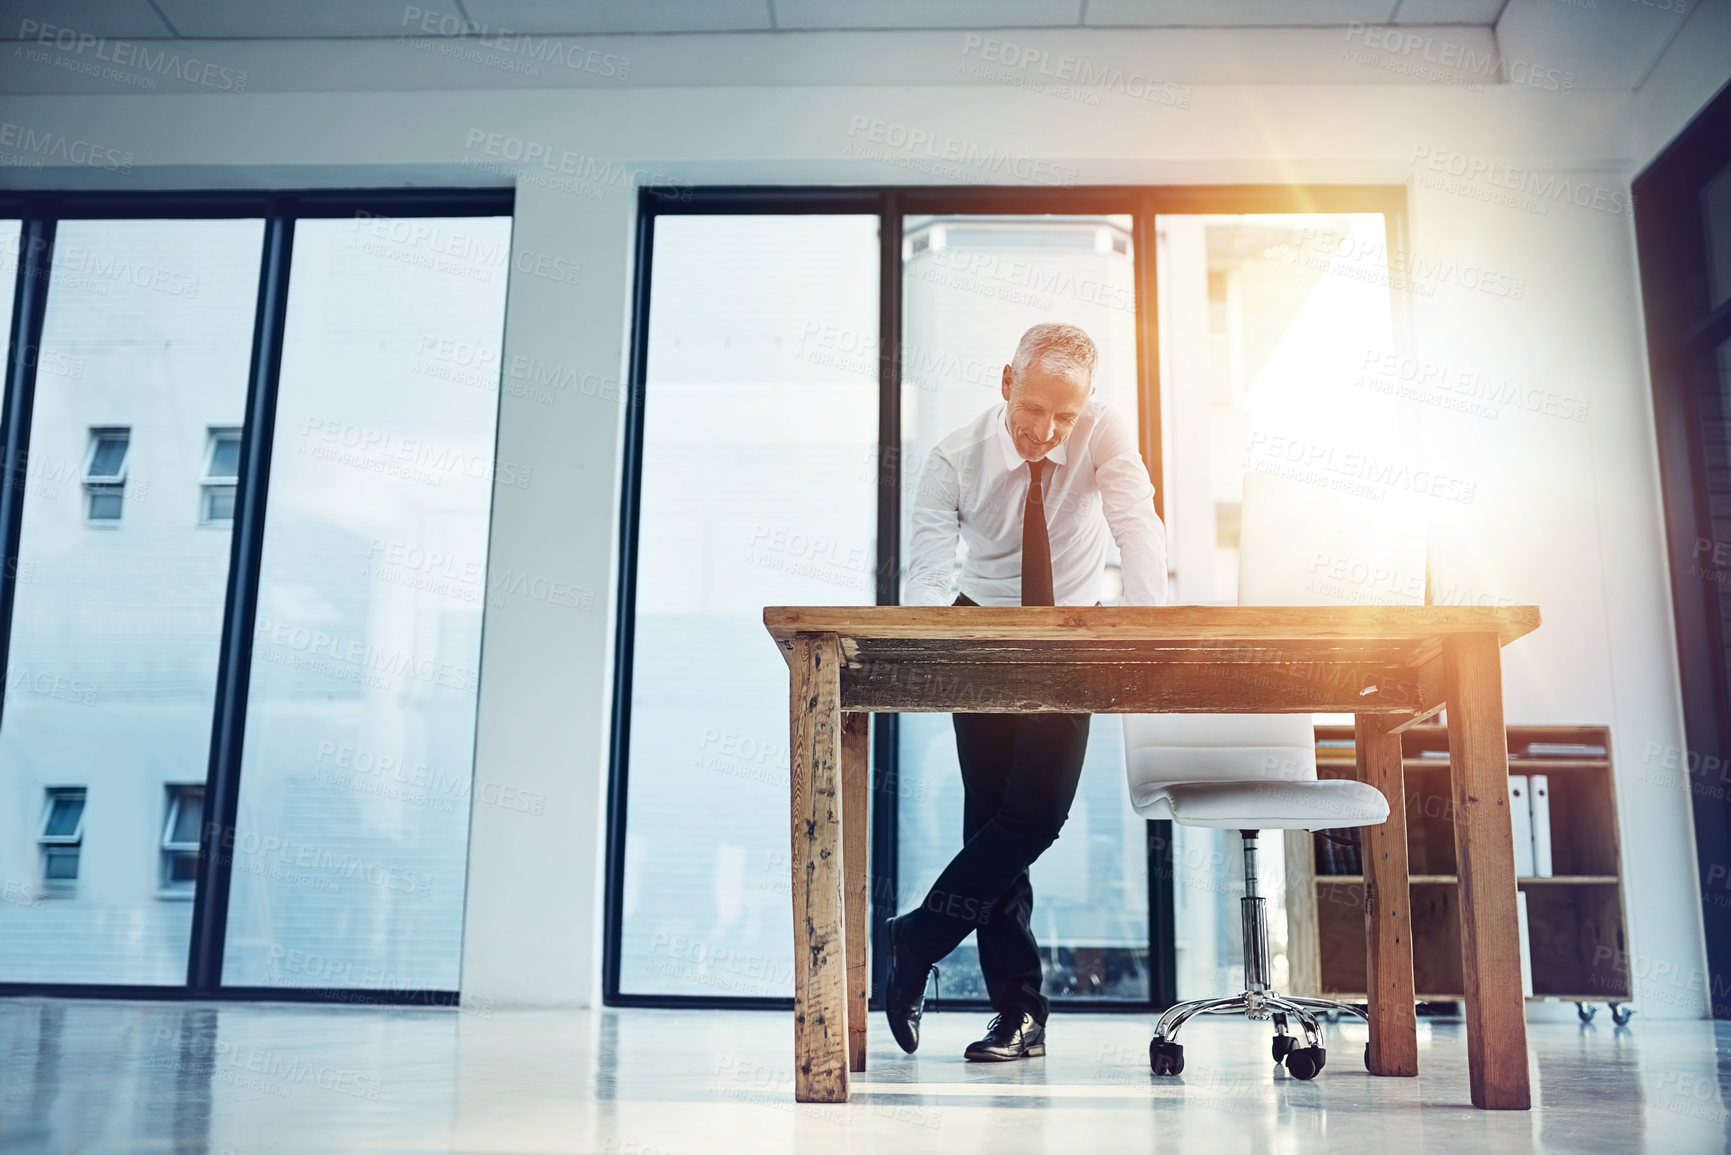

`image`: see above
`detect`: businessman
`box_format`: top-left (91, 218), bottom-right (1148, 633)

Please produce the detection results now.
top-left (885, 322), bottom-right (1169, 1062)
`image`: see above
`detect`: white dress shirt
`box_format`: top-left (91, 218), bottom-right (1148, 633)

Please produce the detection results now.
top-left (905, 399), bottom-right (1170, 607)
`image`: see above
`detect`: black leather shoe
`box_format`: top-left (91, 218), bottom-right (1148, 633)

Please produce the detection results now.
top-left (964, 1012), bottom-right (1046, 1062)
top-left (883, 915), bottom-right (935, 1054)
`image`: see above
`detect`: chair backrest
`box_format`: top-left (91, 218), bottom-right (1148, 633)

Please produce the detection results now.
top-left (1124, 471), bottom-right (1424, 791)
top-left (1123, 711), bottom-right (1318, 789)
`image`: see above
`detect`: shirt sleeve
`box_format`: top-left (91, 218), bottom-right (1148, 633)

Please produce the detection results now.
top-left (904, 444), bottom-right (962, 607)
top-left (1092, 408), bottom-right (1170, 607)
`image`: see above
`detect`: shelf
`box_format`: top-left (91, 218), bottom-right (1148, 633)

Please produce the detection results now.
top-left (1314, 875), bottom-right (1619, 886)
top-left (1318, 993), bottom-right (1624, 1004)
top-left (1294, 722), bottom-right (1628, 1008)
top-left (1316, 757), bottom-right (1610, 773)
top-left (1316, 874), bottom-right (1456, 885)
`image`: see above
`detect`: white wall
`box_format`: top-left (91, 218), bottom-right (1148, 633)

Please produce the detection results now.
top-left (2, 20), bottom-right (1727, 1013)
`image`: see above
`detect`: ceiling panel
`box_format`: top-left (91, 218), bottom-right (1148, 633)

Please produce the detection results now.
top-left (0, 0), bottom-right (173, 39)
top-left (1496, 0), bottom-right (1688, 88)
top-left (1393, 0), bottom-right (1507, 23)
top-left (458, 0), bottom-right (773, 36)
top-left (1085, 0), bottom-right (1396, 26)
top-left (774, 0), bottom-right (1081, 29)
top-left (154, 0), bottom-right (469, 38)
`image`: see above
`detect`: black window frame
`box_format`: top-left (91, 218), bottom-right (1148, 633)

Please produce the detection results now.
top-left (604, 183), bottom-right (1410, 1011)
top-left (1634, 80), bottom-right (1731, 1019)
top-left (0, 186), bottom-right (513, 1005)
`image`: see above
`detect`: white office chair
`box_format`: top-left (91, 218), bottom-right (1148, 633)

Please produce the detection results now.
top-left (1126, 715), bottom-right (1387, 1078)
top-left (1125, 471), bottom-right (1422, 1079)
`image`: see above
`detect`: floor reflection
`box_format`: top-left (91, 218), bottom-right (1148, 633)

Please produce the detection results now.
top-left (0, 1000), bottom-right (1724, 1154)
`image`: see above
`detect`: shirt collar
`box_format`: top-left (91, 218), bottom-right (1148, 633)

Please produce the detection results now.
top-left (995, 401), bottom-right (1070, 473)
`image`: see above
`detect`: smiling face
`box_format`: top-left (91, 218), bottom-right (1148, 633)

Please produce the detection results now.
top-left (1000, 360), bottom-right (1093, 461)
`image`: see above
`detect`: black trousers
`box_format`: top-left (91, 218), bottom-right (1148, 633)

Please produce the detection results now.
top-left (901, 597), bottom-right (1091, 1024)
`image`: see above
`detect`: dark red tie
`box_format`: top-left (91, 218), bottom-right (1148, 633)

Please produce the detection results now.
top-left (1021, 459), bottom-right (1053, 606)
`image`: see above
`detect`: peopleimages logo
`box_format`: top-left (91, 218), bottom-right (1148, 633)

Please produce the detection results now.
top-left (1411, 145), bottom-right (1635, 218)
top-left (1344, 24), bottom-right (1574, 93)
top-left (0, 121), bottom-right (132, 173)
top-left (400, 6), bottom-right (631, 79)
top-left (844, 116), bottom-right (1079, 186)
top-left (958, 33), bottom-right (1192, 108)
top-left (15, 19), bottom-right (248, 92)
top-left (462, 129), bottom-right (693, 201)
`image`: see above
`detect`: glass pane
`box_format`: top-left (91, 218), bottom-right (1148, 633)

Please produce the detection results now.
top-left (169, 789), bottom-right (204, 844)
top-left (208, 431), bottom-right (242, 477)
top-left (1154, 212), bottom-right (1398, 1000)
top-left (897, 214), bottom-right (1150, 1003)
top-left (202, 485), bottom-right (236, 523)
top-left (0, 219), bottom-right (262, 983)
top-left (43, 849), bottom-right (81, 881)
top-left (0, 221), bottom-right (18, 411)
top-left (618, 215), bottom-right (879, 997)
top-left (88, 432), bottom-right (130, 477)
top-left (43, 793), bottom-right (85, 838)
top-left (86, 487), bottom-right (125, 521)
top-left (1690, 337), bottom-right (1731, 701)
top-left (1704, 163), bottom-right (1731, 311)
top-left (220, 214), bottom-right (511, 991)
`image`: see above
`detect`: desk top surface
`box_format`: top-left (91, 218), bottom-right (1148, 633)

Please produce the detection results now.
top-left (764, 604), bottom-right (1540, 668)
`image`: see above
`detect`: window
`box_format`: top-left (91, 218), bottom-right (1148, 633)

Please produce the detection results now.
top-left (1637, 82), bottom-right (1731, 1015)
top-left (614, 215), bottom-right (879, 999)
top-left (0, 220), bottom-right (18, 413)
top-left (161, 785), bottom-right (203, 895)
top-left (39, 788), bottom-right (87, 892)
top-left (1154, 210), bottom-right (1395, 1000)
top-left (201, 428), bottom-right (241, 524)
top-left (0, 218), bottom-right (262, 984)
top-left (220, 213), bottom-right (511, 991)
top-left (84, 427), bottom-right (130, 522)
top-left (897, 214), bottom-right (1149, 1004)
top-left (0, 194), bottom-right (509, 999)
top-left (608, 187), bottom-right (1409, 1011)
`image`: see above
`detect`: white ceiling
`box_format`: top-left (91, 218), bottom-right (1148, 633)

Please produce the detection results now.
top-left (0, 0), bottom-right (1697, 94)
top-left (0, 0), bottom-right (1515, 40)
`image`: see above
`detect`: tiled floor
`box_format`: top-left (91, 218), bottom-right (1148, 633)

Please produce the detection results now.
top-left (0, 999), bottom-right (1727, 1153)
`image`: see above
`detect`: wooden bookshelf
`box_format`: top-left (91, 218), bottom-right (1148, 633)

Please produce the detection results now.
top-left (1285, 724), bottom-right (1631, 1006)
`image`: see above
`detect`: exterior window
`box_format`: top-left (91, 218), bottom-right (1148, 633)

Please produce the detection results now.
top-left (201, 428), bottom-right (241, 523)
top-left (161, 785), bottom-right (204, 895)
top-left (0, 218), bottom-right (263, 983)
top-left (616, 215), bottom-right (880, 998)
top-left (897, 215), bottom-right (1149, 1004)
top-left (39, 787), bottom-right (87, 892)
top-left (220, 214), bottom-right (510, 989)
top-left (84, 428), bottom-right (130, 522)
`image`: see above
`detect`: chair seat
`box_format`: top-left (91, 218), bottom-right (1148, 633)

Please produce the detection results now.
top-left (1130, 778), bottom-right (1390, 830)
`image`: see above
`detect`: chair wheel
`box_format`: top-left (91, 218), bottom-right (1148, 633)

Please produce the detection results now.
top-left (1285, 1046), bottom-right (1326, 1080)
top-left (1272, 1035), bottom-right (1296, 1062)
top-left (1150, 1037), bottom-right (1184, 1076)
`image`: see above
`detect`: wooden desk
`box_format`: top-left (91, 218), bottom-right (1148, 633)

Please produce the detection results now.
top-left (764, 605), bottom-right (1541, 1110)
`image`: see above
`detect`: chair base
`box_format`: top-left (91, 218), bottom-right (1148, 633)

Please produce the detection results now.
top-left (1149, 990), bottom-right (1370, 1080)
top-left (1147, 830), bottom-right (1371, 1079)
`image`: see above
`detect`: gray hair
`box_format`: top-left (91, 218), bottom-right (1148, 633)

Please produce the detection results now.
top-left (1010, 322), bottom-right (1098, 383)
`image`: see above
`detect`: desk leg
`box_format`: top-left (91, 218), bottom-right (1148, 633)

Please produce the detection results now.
top-left (842, 711), bottom-right (869, 1074)
top-left (790, 632), bottom-right (849, 1103)
top-left (1356, 714), bottom-right (1418, 1077)
top-left (1445, 632), bottom-right (1531, 1110)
